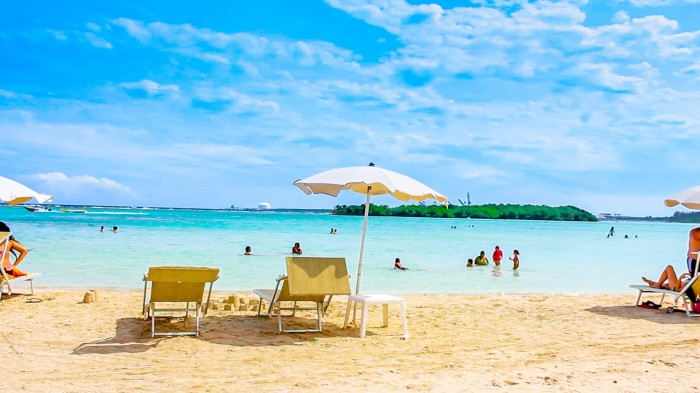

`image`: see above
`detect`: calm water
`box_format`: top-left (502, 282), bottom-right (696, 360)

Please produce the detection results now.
top-left (0, 205), bottom-right (692, 294)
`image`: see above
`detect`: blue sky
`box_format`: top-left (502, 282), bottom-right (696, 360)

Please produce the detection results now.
top-left (2, 0), bottom-right (700, 216)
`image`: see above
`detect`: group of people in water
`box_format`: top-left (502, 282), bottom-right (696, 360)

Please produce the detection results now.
top-left (10, 216), bottom-right (700, 298)
top-left (465, 245), bottom-right (520, 270)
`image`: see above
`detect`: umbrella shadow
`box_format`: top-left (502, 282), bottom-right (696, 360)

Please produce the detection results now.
top-left (585, 304), bottom-right (700, 325)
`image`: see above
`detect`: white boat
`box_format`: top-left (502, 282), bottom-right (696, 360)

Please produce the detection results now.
top-left (24, 205), bottom-right (51, 212)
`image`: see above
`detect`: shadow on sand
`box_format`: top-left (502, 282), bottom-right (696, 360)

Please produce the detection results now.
top-left (72, 313), bottom-right (359, 355)
top-left (585, 304), bottom-right (700, 325)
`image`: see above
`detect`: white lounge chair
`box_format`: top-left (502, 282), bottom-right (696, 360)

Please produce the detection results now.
top-left (0, 231), bottom-right (40, 300)
top-left (630, 275), bottom-right (700, 318)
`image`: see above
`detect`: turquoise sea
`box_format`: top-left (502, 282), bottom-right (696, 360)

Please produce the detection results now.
top-left (0, 205), bottom-right (692, 294)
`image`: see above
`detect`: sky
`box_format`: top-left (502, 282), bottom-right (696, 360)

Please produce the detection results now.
top-left (2, 0), bottom-right (700, 216)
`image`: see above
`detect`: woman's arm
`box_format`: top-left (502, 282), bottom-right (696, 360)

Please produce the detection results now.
top-left (10, 240), bottom-right (28, 266)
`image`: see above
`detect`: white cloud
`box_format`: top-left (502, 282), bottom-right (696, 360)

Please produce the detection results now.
top-left (574, 62), bottom-right (648, 92)
top-left (121, 79), bottom-right (179, 95)
top-left (84, 32), bottom-right (113, 49)
top-left (46, 29), bottom-right (67, 40)
top-left (86, 22), bottom-right (101, 32)
top-left (33, 172), bottom-right (134, 195)
top-left (191, 86), bottom-right (279, 113)
top-left (111, 18), bottom-right (361, 72)
top-left (0, 89), bottom-right (31, 99)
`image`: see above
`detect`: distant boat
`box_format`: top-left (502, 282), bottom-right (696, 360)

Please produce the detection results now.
top-left (24, 205), bottom-right (51, 212)
top-left (60, 208), bottom-right (87, 213)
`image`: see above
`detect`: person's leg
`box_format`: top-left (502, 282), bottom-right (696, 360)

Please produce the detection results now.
top-left (642, 265), bottom-right (677, 289)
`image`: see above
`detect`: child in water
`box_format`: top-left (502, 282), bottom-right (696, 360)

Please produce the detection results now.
top-left (510, 250), bottom-right (520, 270)
top-left (466, 258), bottom-right (473, 267)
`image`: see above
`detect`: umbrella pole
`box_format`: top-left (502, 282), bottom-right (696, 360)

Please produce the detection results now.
top-left (352, 188), bottom-right (371, 323)
top-left (356, 189), bottom-right (371, 295)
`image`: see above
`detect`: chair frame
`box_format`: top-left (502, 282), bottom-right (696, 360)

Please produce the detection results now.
top-left (254, 275), bottom-right (326, 333)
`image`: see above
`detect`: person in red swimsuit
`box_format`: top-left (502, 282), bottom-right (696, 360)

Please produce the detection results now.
top-left (492, 246), bottom-right (503, 266)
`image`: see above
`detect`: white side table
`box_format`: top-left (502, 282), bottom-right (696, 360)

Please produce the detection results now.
top-left (343, 294), bottom-right (409, 339)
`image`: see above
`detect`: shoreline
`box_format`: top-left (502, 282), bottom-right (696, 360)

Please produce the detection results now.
top-left (25, 284), bottom-right (636, 295)
top-left (3, 290), bottom-right (699, 392)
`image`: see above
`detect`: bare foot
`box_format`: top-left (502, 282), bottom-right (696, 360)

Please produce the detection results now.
top-left (642, 277), bottom-right (659, 288)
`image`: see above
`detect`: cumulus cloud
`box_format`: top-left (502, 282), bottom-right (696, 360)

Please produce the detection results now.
top-left (32, 173), bottom-right (134, 195)
top-left (191, 86), bottom-right (279, 113)
top-left (120, 79), bottom-right (179, 95)
top-left (110, 18), bottom-right (361, 71)
top-left (46, 29), bottom-right (67, 40)
top-left (0, 89), bottom-right (32, 100)
top-left (325, 0), bottom-right (700, 94)
top-left (84, 32), bottom-right (112, 49)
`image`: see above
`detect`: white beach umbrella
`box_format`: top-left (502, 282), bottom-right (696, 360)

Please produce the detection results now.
top-left (0, 176), bottom-right (53, 205)
top-left (665, 186), bottom-right (700, 210)
top-left (293, 163), bottom-right (448, 294)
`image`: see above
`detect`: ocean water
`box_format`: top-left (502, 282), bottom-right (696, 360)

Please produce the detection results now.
top-left (0, 205), bottom-right (693, 294)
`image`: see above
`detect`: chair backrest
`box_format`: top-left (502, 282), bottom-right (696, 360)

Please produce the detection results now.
top-left (146, 266), bottom-right (220, 303)
top-left (283, 257), bottom-right (351, 299)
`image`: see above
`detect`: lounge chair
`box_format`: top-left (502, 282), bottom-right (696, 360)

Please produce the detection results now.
top-left (0, 231), bottom-right (40, 301)
top-left (253, 257), bottom-right (351, 333)
top-left (142, 266), bottom-right (220, 337)
top-left (630, 275), bottom-right (700, 318)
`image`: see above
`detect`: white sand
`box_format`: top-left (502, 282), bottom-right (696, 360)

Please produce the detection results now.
top-left (1, 289), bottom-right (699, 392)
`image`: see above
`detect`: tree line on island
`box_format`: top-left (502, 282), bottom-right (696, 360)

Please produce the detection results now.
top-left (332, 203), bottom-right (598, 221)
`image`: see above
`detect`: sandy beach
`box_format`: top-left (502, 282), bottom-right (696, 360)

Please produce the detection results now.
top-left (1, 289), bottom-right (699, 392)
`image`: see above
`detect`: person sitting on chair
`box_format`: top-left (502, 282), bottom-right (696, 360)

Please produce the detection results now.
top-left (642, 265), bottom-right (690, 292)
top-left (0, 221), bottom-right (29, 277)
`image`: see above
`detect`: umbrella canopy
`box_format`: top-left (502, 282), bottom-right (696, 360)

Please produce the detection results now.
top-left (293, 163), bottom-right (448, 294)
top-left (665, 186), bottom-right (700, 210)
top-left (0, 176), bottom-right (53, 205)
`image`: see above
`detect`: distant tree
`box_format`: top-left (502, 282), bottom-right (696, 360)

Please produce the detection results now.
top-left (332, 203), bottom-right (597, 221)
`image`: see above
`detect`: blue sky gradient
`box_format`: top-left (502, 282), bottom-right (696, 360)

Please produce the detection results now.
top-left (2, 0), bottom-right (700, 215)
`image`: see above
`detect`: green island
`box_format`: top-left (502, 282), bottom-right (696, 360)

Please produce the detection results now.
top-left (332, 203), bottom-right (598, 221)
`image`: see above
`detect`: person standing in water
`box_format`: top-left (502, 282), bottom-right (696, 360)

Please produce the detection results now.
top-left (492, 246), bottom-right (503, 266)
top-left (510, 250), bottom-right (520, 270)
top-left (474, 251), bottom-right (489, 266)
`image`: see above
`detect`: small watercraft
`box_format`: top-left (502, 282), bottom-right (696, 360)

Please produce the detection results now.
top-left (24, 205), bottom-right (51, 212)
top-left (60, 208), bottom-right (87, 213)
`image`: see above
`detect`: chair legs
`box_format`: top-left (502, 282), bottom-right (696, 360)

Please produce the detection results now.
top-left (274, 301), bottom-right (323, 333)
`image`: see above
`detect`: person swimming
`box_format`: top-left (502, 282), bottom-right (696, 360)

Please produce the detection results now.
top-left (394, 257), bottom-right (407, 270)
